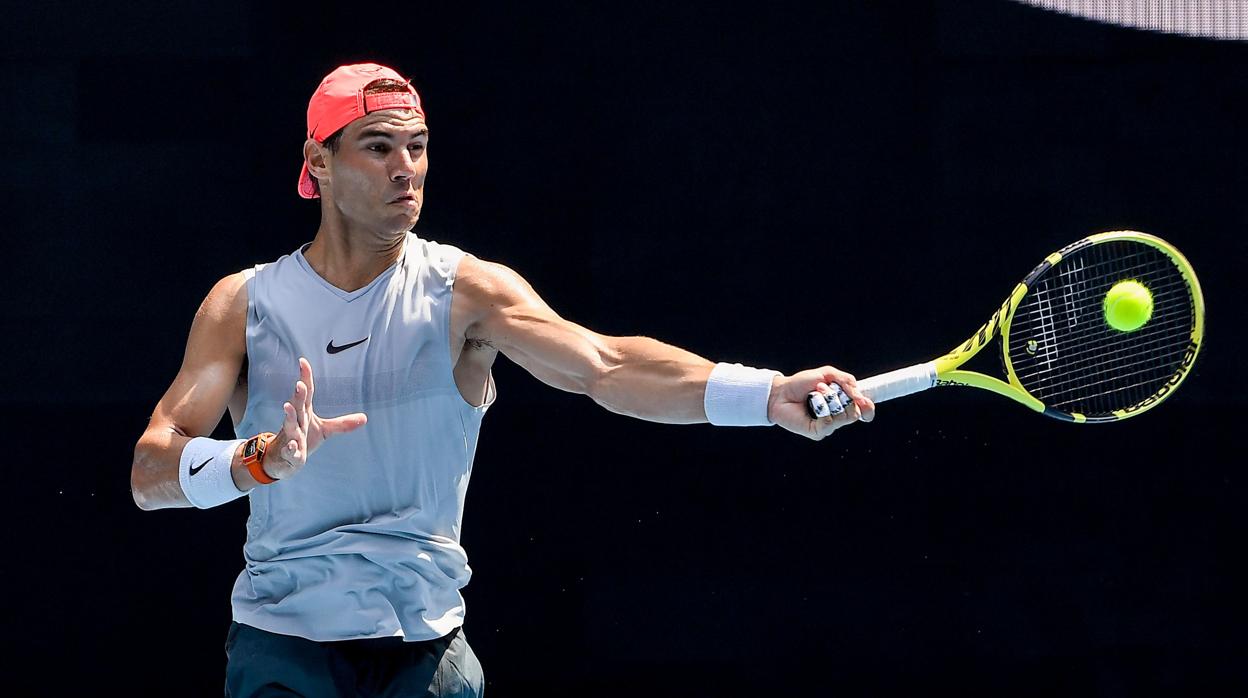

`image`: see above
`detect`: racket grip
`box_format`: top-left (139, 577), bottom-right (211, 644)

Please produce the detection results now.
top-left (806, 363), bottom-right (937, 418)
top-left (857, 363), bottom-right (938, 403)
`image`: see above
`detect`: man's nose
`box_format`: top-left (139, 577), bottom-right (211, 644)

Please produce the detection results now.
top-left (391, 149), bottom-right (419, 182)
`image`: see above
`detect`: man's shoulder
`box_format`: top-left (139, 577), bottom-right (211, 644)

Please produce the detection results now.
top-left (191, 270), bottom-right (250, 337)
top-left (452, 255), bottom-right (547, 327)
top-left (453, 254), bottom-right (522, 295)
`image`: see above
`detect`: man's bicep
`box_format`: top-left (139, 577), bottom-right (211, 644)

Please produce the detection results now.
top-left (463, 259), bottom-right (614, 395)
top-left (147, 273), bottom-right (249, 439)
top-left (495, 308), bottom-right (617, 394)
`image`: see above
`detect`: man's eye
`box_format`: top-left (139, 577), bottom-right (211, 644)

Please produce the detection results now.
top-left (368, 144), bottom-right (388, 152)
top-left (409, 143), bottom-right (425, 152)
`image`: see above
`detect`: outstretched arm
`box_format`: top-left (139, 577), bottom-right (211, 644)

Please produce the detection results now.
top-left (454, 256), bottom-right (874, 438)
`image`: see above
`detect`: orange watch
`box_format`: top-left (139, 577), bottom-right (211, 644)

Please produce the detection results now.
top-left (242, 432), bottom-right (278, 485)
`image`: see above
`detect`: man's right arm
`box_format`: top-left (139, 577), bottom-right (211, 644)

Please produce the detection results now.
top-left (131, 272), bottom-right (265, 510)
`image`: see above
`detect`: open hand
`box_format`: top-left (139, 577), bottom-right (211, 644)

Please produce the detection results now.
top-left (263, 357), bottom-right (368, 479)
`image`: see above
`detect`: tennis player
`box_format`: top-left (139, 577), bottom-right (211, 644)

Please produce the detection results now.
top-left (130, 62), bottom-right (874, 697)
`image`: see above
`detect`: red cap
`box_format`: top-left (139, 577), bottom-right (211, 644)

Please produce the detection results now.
top-left (298, 63), bottom-right (425, 199)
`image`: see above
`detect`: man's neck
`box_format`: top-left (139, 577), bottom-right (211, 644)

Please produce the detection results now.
top-left (304, 227), bottom-right (407, 293)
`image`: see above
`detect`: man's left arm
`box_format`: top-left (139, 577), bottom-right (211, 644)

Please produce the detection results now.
top-left (457, 256), bottom-right (874, 439)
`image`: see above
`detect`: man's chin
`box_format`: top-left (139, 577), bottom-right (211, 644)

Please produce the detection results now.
top-left (385, 213), bottom-right (420, 235)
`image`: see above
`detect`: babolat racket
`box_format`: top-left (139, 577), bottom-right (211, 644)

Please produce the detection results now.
top-left (808, 230), bottom-right (1205, 423)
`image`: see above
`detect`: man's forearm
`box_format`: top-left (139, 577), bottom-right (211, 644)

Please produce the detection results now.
top-left (588, 336), bottom-right (719, 424)
top-left (131, 431), bottom-right (259, 510)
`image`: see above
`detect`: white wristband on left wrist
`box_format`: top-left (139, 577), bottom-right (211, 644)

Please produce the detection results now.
top-left (178, 437), bottom-right (248, 509)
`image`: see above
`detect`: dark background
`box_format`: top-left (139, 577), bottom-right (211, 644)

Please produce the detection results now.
top-left (3, 1), bottom-right (1245, 695)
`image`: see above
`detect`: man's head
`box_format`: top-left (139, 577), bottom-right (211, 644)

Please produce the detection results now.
top-left (299, 63), bottom-right (429, 234)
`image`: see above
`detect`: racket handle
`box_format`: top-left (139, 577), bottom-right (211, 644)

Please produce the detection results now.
top-left (806, 363), bottom-right (937, 418)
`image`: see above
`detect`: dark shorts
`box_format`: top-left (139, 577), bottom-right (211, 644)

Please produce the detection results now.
top-left (224, 621), bottom-right (484, 698)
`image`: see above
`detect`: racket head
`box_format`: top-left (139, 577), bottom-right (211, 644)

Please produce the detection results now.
top-left (997, 231), bottom-right (1205, 423)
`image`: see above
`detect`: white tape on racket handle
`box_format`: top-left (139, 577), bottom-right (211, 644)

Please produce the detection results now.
top-left (855, 362), bottom-right (938, 403)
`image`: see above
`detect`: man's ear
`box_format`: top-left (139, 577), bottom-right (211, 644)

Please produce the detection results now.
top-left (304, 138), bottom-right (331, 184)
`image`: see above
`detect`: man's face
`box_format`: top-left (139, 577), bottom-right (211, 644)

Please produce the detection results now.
top-left (319, 108), bottom-right (429, 234)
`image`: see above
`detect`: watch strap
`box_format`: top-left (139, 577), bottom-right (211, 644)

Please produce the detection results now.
top-left (243, 432), bottom-right (279, 485)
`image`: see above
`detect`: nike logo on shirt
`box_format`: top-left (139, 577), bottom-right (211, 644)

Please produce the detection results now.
top-left (326, 337), bottom-right (369, 354)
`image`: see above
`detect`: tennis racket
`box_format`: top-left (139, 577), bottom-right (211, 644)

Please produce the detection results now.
top-left (808, 230), bottom-right (1205, 423)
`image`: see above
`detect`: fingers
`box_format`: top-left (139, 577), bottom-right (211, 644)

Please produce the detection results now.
top-left (858, 398), bottom-right (876, 423)
top-left (810, 383), bottom-right (845, 417)
top-left (814, 382), bottom-right (856, 421)
top-left (805, 378), bottom-right (875, 441)
top-left (282, 400), bottom-right (304, 462)
top-left (849, 389), bottom-right (875, 423)
top-left (843, 400), bottom-right (863, 423)
top-left (823, 372), bottom-right (873, 414)
top-left (301, 356), bottom-right (315, 407)
top-left (297, 382), bottom-right (307, 432)
top-left (296, 357), bottom-right (312, 429)
top-left (285, 378), bottom-right (310, 457)
top-left (280, 360), bottom-right (312, 464)
top-left (279, 358), bottom-right (310, 428)
top-left (817, 365), bottom-right (876, 424)
top-left (321, 412), bottom-right (368, 436)
top-left (292, 381), bottom-right (308, 430)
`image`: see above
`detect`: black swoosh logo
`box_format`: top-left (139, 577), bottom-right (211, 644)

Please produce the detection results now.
top-left (326, 336), bottom-right (369, 354)
top-left (189, 458), bottom-right (212, 476)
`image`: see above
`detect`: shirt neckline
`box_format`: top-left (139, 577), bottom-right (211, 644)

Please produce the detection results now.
top-left (294, 234), bottom-right (409, 302)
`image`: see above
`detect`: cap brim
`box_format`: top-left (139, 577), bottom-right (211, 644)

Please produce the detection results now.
top-left (298, 161), bottom-right (319, 199)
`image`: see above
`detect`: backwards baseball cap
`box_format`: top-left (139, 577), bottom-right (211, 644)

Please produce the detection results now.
top-left (298, 63), bottom-right (425, 199)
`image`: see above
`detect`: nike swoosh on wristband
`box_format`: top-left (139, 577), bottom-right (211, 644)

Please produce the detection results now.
top-left (327, 337), bottom-right (369, 354)
top-left (189, 458), bottom-right (212, 476)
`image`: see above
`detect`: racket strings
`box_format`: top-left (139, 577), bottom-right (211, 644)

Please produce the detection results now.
top-left (1017, 256), bottom-right (1185, 343)
top-left (1050, 350), bottom-right (1192, 408)
top-left (1007, 241), bottom-right (1195, 416)
top-left (1015, 271), bottom-right (1191, 368)
top-left (1016, 299), bottom-right (1193, 363)
top-left (1026, 343), bottom-right (1190, 403)
top-left (1017, 317), bottom-right (1192, 391)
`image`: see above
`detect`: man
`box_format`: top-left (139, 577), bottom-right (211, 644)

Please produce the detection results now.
top-left (130, 63), bottom-right (874, 697)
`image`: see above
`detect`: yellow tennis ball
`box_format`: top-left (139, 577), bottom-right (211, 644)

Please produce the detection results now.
top-left (1104, 280), bottom-right (1154, 332)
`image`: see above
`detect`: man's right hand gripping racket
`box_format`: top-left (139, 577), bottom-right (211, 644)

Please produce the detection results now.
top-left (808, 231), bottom-right (1205, 423)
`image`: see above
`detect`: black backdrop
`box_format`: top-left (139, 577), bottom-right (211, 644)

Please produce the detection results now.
top-left (4, 1), bottom-right (1246, 695)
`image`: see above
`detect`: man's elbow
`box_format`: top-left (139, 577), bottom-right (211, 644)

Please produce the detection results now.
top-left (584, 340), bottom-right (623, 400)
top-left (131, 463), bottom-right (150, 511)
top-left (132, 490), bottom-right (153, 511)
top-left (130, 441), bottom-right (157, 511)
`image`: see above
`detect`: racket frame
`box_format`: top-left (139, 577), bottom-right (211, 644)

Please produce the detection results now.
top-left (810, 230), bottom-right (1204, 423)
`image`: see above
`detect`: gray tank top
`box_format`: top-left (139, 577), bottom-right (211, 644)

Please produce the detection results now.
top-left (229, 232), bottom-right (495, 642)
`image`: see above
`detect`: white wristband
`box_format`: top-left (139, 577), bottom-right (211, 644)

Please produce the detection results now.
top-left (704, 362), bottom-right (782, 426)
top-left (178, 437), bottom-right (248, 509)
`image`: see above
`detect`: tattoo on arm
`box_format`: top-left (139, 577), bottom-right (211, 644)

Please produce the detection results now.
top-left (465, 337), bottom-right (495, 351)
